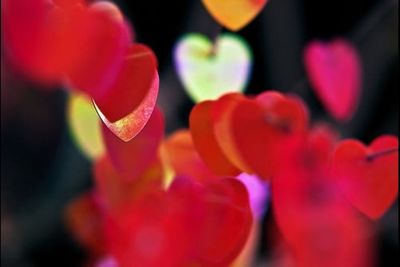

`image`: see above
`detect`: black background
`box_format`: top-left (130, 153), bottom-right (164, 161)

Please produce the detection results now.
top-left (1, 0), bottom-right (398, 266)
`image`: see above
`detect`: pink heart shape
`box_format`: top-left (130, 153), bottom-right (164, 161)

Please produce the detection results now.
top-left (304, 39), bottom-right (362, 122)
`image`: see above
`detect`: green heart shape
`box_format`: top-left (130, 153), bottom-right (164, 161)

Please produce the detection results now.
top-left (174, 33), bottom-right (252, 103)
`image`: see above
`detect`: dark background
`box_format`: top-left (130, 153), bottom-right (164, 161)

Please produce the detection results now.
top-left (1, 0), bottom-right (398, 266)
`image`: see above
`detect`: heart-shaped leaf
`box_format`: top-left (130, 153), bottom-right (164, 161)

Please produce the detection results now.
top-left (2, 0), bottom-right (84, 83)
top-left (304, 39), bottom-right (362, 122)
top-left (94, 44), bottom-right (158, 123)
top-left (202, 0), bottom-right (268, 31)
top-left (212, 93), bottom-right (253, 173)
top-left (190, 100), bottom-right (241, 176)
top-left (272, 127), bottom-right (372, 267)
top-left (2, 0), bottom-right (132, 95)
top-left (104, 188), bottom-right (194, 267)
top-left (174, 33), bottom-right (252, 103)
top-left (333, 135), bottom-right (399, 219)
top-left (94, 53), bottom-right (159, 142)
top-left (230, 92), bottom-right (309, 179)
top-left (102, 174), bottom-right (252, 267)
top-left (168, 177), bottom-right (253, 266)
top-left (67, 1), bottom-right (132, 100)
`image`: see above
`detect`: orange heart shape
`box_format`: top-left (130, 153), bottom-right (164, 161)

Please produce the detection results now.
top-left (202, 0), bottom-right (268, 31)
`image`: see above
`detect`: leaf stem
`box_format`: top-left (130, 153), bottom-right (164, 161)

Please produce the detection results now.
top-left (366, 147), bottom-right (399, 161)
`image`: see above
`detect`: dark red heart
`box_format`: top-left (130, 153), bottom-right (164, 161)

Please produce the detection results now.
top-left (333, 135), bottom-right (399, 219)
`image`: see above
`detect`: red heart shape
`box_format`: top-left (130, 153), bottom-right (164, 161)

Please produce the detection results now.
top-left (105, 176), bottom-right (252, 267)
top-left (190, 100), bottom-right (241, 176)
top-left (93, 44), bottom-right (158, 122)
top-left (101, 107), bottom-right (164, 182)
top-left (2, 0), bottom-right (132, 96)
top-left (230, 92), bottom-right (309, 179)
top-left (272, 127), bottom-right (372, 267)
top-left (191, 178), bottom-right (253, 266)
top-left (304, 39), bottom-right (362, 121)
top-left (212, 93), bottom-right (253, 174)
top-left (333, 135), bottom-right (399, 219)
top-left (2, 0), bottom-right (83, 83)
top-left (105, 189), bottom-right (194, 267)
top-left (67, 2), bottom-right (132, 99)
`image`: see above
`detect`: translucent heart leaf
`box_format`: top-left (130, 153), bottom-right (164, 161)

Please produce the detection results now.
top-left (174, 33), bottom-right (252, 103)
top-left (333, 135), bottom-right (399, 219)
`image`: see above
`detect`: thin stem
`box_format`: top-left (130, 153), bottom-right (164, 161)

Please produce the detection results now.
top-left (366, 147), bottom-right (399, 161)
top-left (209, 25), bottom-right (223, 57)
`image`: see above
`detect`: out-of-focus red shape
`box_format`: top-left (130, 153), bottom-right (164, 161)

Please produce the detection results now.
top-left (333, 135), bottom-right (399, 219)
top-left (104, 176), bottom-right (252, 267)
top-left (2, 0), bottom-right (83, 83)
top-left (2, 0), bottom-right (131, 98)
top-left (67, 1), bottom-right (132, 100)
top-left (272, 127), bottom-right (373, 267)
top-left (304, 39), bottom-right (362, 122)
top-left (230, 92), bottom-right (309, 180)
top-left (94, 155), bottom-right (164, 214)
top-left (104, 188), bottom-right (194, 267)
top-left (189, 178), bottom-right (253, 266)
top-left (94, 44), bottom-right (158, 122)
top-left (65, 192), bottom-right (106, 257)
top-left (212, 93), bottom-right (253, 173)
top-left (160, 130), bottom-right (218, 184)
top-left (101, 107), bottom-right (164, 181)
top-left (53, 0), bottom-right (85, 8)
top-left (190, 101), bottom-right (241, 176)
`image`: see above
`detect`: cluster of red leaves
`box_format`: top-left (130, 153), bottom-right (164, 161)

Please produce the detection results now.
top-left (65, 88), bottom-right (398, 267)
top-left (189, 90), bottom-right (398, 266)
top-left (2, 0), bottom-right (159, 141)
top-left (4, 1), bottom-right (397, 267)
top-left (66, 109), bottom-right (254, 267)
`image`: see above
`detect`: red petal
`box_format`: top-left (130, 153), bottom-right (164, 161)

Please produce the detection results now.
top-left (190, 101), bottom-right (241, 176)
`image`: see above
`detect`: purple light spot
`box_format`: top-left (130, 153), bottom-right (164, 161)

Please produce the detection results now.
top-left (236, 173), bottom-right (270, 220)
